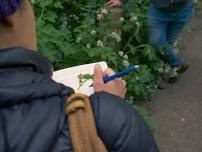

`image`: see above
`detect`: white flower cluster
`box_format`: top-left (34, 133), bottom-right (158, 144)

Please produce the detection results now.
top-left (69, 14), bottom-right (79, 20)
top-left (119, 17), bottom-right (125, 23)
top-left (100, 8), bottom-right (108, 15)
top-left (136, 22), bottom-right (140, 27)
top-left (86, 43), bottom-right (91, 48)
top-left (96, 8), bottom-right (108, 21)
top-left (123, 54), bottom-right (128, 60)
top-left (118, 51), bottom-right (130, 67)
top-left (97, 13), bottom-right (104, 21)
top-left (129, 16), bottom-right (141, 27)
top-left (158, 68), bottom-right (163, 73)
top-left (164, 65), bottom-right (171, 73)
top-left (135, 76), bottom-right (140, 80)
top-left (147, 48), bottom-right (151, 54)
top-left (122, 60), bottom-right (130, 67)
top-left (110, 32), bottom-right (121, 42)
top-left (97, 40), bottom-right (104, 47)
top-left (129, 16), bottom-right (138, 22)
top-left (90, 30), bottom-right (96, 35)
top-left (30, 0), bottom-right (35, 3)
top-left (76, 37), bottom-right (82, 44)
top-left (118, 51), bottom-right (124, 57)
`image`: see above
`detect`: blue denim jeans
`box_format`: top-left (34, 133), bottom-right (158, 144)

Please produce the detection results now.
top-left (148, 3), bottom-right (194, 68)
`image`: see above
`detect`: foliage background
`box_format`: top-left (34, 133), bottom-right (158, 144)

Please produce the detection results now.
top-left (31, 0), bottom-right (166, 103)
top-left (30, 0), bottom-right (163, 130)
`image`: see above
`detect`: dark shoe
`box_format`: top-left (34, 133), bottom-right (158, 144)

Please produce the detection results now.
top-left (158, 81), bottom-right (165, 89)
top-left (168, 64), bottom-right (189, 83)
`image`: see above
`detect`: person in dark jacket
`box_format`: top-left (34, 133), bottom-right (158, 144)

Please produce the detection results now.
top-left (148, 0), bottom-right (194, 82)
top-left (0, 0), bottom-right (160, 152)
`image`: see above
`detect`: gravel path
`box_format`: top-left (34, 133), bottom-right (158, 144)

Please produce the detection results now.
top-left (153, 3), bottom-right (202, 152)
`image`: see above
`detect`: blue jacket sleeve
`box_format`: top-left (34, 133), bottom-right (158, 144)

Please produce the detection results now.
top-left (90, 92), bottom-right (159, 152)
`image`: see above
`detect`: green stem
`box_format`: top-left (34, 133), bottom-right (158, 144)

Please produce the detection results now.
top-left (37, 7), bottom-right (45, 26)
top-left (77, 79), bottom-right (88, 90)
top-left (122, 31), bottom-right (136, 52)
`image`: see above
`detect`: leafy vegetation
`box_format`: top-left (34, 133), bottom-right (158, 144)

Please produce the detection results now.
top-left (31, 0), bottom-right (200, 131)
top-left (32, 0), bottom-right (166, 103)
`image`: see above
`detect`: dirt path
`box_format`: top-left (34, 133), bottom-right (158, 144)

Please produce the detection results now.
top-left (153, 3), bottom-right (202, 152)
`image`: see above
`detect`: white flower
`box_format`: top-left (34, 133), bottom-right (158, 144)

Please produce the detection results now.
top-left (136, 22), bottom-right (140, 27)
top-left (90, 30), bottom-right (96, 35)
top-left (97, 40), bottom-right (104, 47)
top-left (147, 48), bottom-right (151, 54)
top-left (146, 85), bottom-right (150, 89)
top-left (30, 0), bottom-right (35, 3)
top-left (101, 8), bottom-right (108, 14)
top-left (118, 51), bottom-right (124, 57)
top-left (111, 32), bottom-right (117, 37)
top-left (158, 68), bottom-right (163, 73)
top-left (76, 37), bottom-right (82, 43)
top-left (97, 13), bottom-right (104, 21)
top-left (110, 32), bottom-right (121, 42)
top-left (123, 55), bottom-right (128, 60)
top-left (72, 14), bottom-right (79, 20)
top-left (122, 60), bottom-right (130, 67)
top-left (86, 43), bottom-right (91, 48)
top-left (116, 36), bottom-right (121, 42)
top-left (129, 16), bottom-right (138, 22)
top-left (136, 76), bottom-right (140, 80)
top-left (164, 65), bottom-right (171, 73)
top-left (119, 17), bottom-right (125, 23)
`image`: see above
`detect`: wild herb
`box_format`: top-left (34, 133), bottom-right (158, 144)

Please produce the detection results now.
top-left (77, 73), bottom-right (94, 90)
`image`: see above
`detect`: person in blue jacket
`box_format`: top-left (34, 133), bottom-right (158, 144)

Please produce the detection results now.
top-left (148, 0), bottom-right (194, 82)
top-left (0, 0), bottom-right (159, 152)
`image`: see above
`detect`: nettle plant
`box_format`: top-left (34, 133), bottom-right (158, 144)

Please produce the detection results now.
top-left (32, 0), bottom-right (165, 101)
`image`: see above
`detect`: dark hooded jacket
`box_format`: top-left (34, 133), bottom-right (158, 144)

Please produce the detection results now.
top-left (0, 47), bottom-right (159, 152)
top-left (152, 0), bottom-right (193, 9)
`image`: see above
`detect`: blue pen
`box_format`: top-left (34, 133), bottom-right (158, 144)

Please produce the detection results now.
top-left (90, 65), bottom-right (139, 87)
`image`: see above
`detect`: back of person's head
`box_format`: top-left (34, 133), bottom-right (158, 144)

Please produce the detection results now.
top-left (0, 0), bottom-right (36, 50)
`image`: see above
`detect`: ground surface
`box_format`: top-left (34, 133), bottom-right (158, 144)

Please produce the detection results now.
top-left (153, 3), bottom-right (202, 152)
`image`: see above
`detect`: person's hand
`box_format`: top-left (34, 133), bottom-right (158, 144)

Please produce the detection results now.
top-left (93, 64), bottom-right (127, 98)
top-left (104, 0), bottom-right (122, 8)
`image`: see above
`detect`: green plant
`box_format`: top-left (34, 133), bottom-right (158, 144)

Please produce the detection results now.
top-left (78, 73), bottom-right (93, 90)
top-left (31, 0), bottom-right (168, 130)
top-left (135, 106), bottom-right (156, 132)
top-left (32, 0), bottom-right (164, 101)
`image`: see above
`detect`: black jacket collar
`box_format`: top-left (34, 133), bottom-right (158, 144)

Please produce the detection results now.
top-left (0, 47), bottom-right (53, 76)
top-left (0, 47), bottom-right (73, 106)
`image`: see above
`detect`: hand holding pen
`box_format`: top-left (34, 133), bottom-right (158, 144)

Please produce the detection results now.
top-left (93, 64), bottom-right (139, 98)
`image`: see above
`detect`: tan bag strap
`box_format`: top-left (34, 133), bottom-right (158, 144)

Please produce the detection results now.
top-left (65, 93), bottom-right (108, 152)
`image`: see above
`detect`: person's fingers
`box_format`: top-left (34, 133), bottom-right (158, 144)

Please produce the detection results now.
top-left (105, 0), bottom-right (122, 7)
top-left (103, 68), bottom-right (115, 77)
top-left (104, 1), bottom-right (112, 7)
top-left (107, 3), bottom-right (118, 8)
top-left (122, 79), bottom-right (126, 88)
top-left (122, 88), bottom-right (127, 98)
top-left (120, 79), bottom-right (127, 98)
top-left (93, 64), bottom-right (104, 88)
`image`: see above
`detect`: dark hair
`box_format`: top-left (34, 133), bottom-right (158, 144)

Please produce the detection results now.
top-left (0, 0), bottom-right (21, 19)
